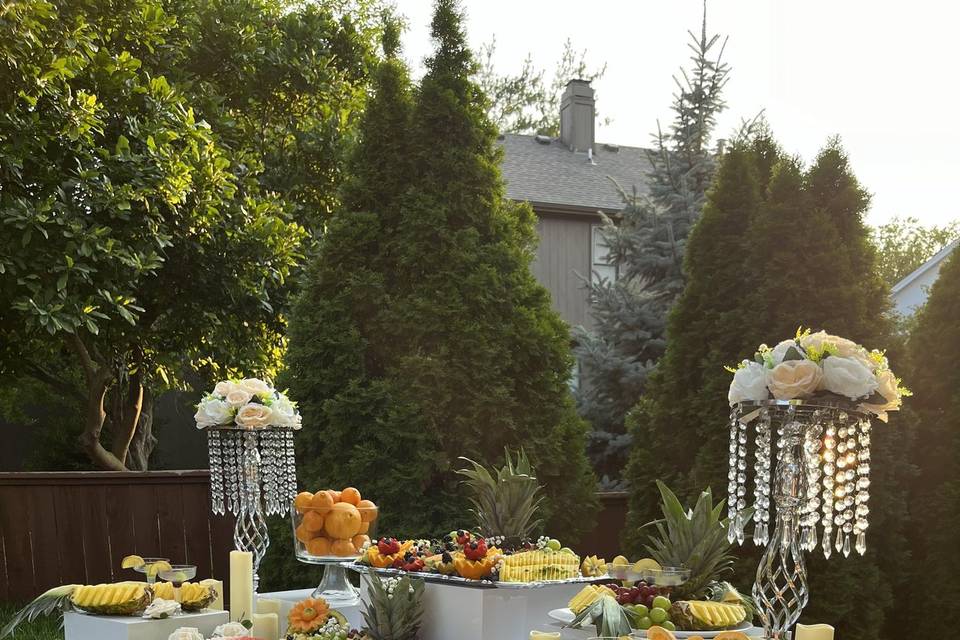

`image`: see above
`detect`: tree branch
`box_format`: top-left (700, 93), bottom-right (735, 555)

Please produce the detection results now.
top-left (69, 332), bottom-right (97, 384)
top-left (23, 361), bottom-right (85, 404)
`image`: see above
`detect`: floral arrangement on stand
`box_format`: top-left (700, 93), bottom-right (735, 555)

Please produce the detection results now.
top-left (195, 378), bottom-right (302, 430)
top-left (727, 329), bottom-right (909, 420)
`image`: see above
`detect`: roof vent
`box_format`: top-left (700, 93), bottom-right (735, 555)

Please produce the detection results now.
top-left (603, 143), bottom-right (619, 152)
top-left (534, 134), bottom-right (552, 145)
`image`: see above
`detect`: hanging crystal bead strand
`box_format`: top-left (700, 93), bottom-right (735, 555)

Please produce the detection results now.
top-left (832, 412), bottom-right (850, 554)
top-left (285, 430), bottom-right (298, 503)
top-left (753, 408), bottom-right (772, 546)
top-left (262, 432), bottom-right (278, 516)
top-left (854, 417), bottom-right (872, 555)
top-left (821, 415), bottom-right (836, 559)
top-left (800, 410), bottom-right (823, 551)
top-left (734, 409), bottom-right (750, 544)
top-left (208, 430), bottom-right (225, 515)
top-left (727, 408), bottom-right (741, 543)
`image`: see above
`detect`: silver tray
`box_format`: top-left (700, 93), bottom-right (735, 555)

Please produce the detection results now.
top-left (348, 563), bottom-right (611, 590)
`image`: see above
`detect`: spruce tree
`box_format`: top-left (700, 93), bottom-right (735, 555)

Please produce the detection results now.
top-left (903, 248), bottom-right (960, 638)
top-left (275, 0), bottom-right (597, 574)
top-left (573, 13), bottom-right (730, 484)
top-left (625, 136), bottom-right (906, 640)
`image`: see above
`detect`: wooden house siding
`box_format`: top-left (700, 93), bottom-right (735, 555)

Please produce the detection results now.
top-left (530, 214), bottom-right (594, 329)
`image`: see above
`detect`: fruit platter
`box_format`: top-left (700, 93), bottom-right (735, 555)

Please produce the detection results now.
top-left (353, 530), bottom-right (605, 588)
top-left (550, 482), bottom-right (761, 639)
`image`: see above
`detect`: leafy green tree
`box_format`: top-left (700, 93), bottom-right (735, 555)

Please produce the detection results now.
top-left (625, 134), bottom-right (906, 640)
top-left (902, 248), bottom-right (960, 638)
top-left (0, 0), bottom-right (306, 469)
top-left (477, 38), bottom-right (607, 135)
top-left (280, 0), bottom-right (597, 549)
top-left (0, 0), bottom-right (381, 469)
top-left (871, 215), bottom-right (959, 287)
top-left (573, 13), bottom-right (731, 485)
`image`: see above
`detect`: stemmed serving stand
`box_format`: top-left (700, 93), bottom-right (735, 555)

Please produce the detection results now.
top-left (206, 426), bottom-right (299, 592)
top-left (296, 552), bottom-right (361, 607)
top-left (727, 399), bottom-right (874, 639)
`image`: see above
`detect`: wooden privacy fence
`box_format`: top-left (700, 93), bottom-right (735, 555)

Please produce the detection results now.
top-left (0, 471), bottom-right (234, 602)
top-left (0, 472), bottom-right (630, 603)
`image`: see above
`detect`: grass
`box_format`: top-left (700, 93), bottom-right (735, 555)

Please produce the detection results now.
top-left (0, 602), bottom-right (63, 640)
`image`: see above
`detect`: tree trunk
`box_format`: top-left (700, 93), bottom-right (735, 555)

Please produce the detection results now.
top-left (111, 370), bottom-right (143, 466)
top-left (71, 333), bottom-right (128, 471)
top-left (128, 388), bottom-right (157, 471)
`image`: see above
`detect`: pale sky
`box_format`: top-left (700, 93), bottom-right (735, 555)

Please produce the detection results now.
top-left (396, 0), bottom-right (960, 227)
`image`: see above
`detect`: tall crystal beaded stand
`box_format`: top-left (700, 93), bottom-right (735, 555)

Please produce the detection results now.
top-left (206, 427), bottom-right (298, 592)
top-left (727, 400), bottom-right (873, 640)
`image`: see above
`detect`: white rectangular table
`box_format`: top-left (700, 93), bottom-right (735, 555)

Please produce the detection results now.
top-left (63, 610), bottom-right (229, 640)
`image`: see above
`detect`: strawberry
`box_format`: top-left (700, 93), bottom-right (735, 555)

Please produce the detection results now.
top-left (378, 537), bottom-right (400, 556)
top-left (401, 552), bottom-right (424, 572)
top-left (456, 530), bottom-right (471, 546)
top-left (391, 556), bottom-right (404, 569)
top-left (463, 538), bottom-right (487, 562)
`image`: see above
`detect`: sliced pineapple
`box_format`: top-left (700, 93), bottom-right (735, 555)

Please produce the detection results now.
top-left (69, 583), bottom-right (153, 615)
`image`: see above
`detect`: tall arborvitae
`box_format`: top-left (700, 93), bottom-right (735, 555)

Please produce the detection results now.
top-left (276, 0), bottom-right (597, 570)
top-left (903, 248), bottom-right (960, 638)
top-left (572, 13), bottom-right (730, 485)
top-left (626, 135), bottom-right (905, 639)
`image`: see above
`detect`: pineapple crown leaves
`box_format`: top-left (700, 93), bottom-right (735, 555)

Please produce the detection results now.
top-left (455, 447), bottom-right (545, 539)
top-left (361, 574), bottom-right (425, 640)
top-left (566, 594), bottom-right (634, 637)
top-left (1, 584), bottom-right (78, 638)
top-left (642, 480), bottom-right (751, 599)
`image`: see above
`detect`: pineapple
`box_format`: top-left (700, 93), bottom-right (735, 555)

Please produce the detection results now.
top-left (643, 481), bottom-right (750, 600)
top-left (566, 593), bottom-right (634, 637)
top-left (153, 581), bottom-right (216, 611)
top-left (669, 601), bottom-right (747, 631)
top-left (2, 582), bottom-right (154, 635)
top-left (360, 574), bottom-right (424, 640)
top-left (456, 448), bottom-right (544, 543)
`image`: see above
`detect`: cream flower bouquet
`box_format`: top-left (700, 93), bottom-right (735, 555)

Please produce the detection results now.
top-left (727, 329), bottom-right (910, 421)
top-left (194, 378), bottom-right (301, 430)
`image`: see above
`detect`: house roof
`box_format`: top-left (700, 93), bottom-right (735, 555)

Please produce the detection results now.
top-left (497, 133), bottom-right (651, 214)
top-left (891, 238), bottom-right (959, 295)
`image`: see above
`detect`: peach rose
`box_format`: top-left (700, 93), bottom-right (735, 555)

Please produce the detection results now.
top-left (766, 360), bottom-right (823, 400)
top-left (225, 388), bottom-right (253, 407)
top-left (235, 403), bottom-right (274, 429)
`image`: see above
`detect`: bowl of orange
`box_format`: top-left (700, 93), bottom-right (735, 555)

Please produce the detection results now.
top-left (292, 487), bottom-right (379, 563)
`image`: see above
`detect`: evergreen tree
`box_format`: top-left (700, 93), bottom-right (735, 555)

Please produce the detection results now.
top-left (572, 12), bottom-right (731, 484)
top-left (263, 1), bottom-right (598, 589)
top-left (903, 248), bottom-right (960, 638)
top-left (625, 135), bottom-right (906, 640)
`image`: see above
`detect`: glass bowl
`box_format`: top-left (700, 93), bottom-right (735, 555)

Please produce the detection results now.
top-left (131, 557), bottom-right (171, 585)
top-left (606, 564), bottom-right (691, 586)
top-left (291, 491), bottom-right (379, 563)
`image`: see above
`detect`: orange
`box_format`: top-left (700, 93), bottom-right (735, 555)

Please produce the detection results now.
top-left (340, 487), bottom-right (361, 506)
top-left (331, 538), bottom-right (357, 557)
top-left (324, 502), bottom-right (362, 539)
top-left (356, 499), bottom-right (377, 522)
top-left (295, 524), bottom-right (313, 543)
top-left (329, 490), bottom-right (342, 503)
top-left (294, 491), bottom-right (314, 513)
top-left (352, 534), bottom-right (370, 550)
top-left (359, 521), bottom-right (370, 534)
top-left (303, 509), bottom-right (325, 533)
top-left (306, 536), bottom-right (331, 557)
top-left (648, 626), bottom-right (678, 640)
top-left (311, 491), bottom-right (334, 513)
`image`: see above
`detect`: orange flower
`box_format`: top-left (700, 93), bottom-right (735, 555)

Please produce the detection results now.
top-left (287, 597), bottom-right (330, 633)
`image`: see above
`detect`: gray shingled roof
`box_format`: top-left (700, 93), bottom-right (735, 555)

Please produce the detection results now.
top-left (497, 133), bottom-right (652, 212)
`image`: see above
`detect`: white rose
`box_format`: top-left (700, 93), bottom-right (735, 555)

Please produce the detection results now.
top-left (235, 402), bottom-right (274, 429)
top-left (859, 369), bottom-right (900, 413)
top-left (213, 380), bottom-right (238, 397)
top-left (225, 388), bottom-right (253, 407)
top-left (237, 377), bottom-right (273, 399)
top-left (770, 339), bottom-right (805, 364)
top-left (168, 628), bottom-right (204, 640)
top-left (212, 622), bottom-right (250, 638)
top-left (801, 331), bottom-right (873, 368)
top-left (728, 361), bottom-right (770, 406)
top-left (821, 356), bottom-right (879, 400)
top-left (766, 360), bottom-right (823, 400)
top-left (271, 395), bottom-right (300, 427)
top-left (194, 397), bottom-right (233, 428)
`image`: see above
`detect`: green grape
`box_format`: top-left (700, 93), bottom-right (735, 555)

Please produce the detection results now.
top-left (652, 595), bottom-right (671, 611)
top-left (649, 607), bottom-right (668, 624)
top-left (637, 616), bottom-right (653, 630)
top-left (662, 620), bottom-right (677, 631)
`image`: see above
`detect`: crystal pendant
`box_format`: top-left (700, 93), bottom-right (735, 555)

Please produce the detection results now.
top-left (842, 535), bottom-right (851, 557)
top-left (856, 532), bottom-right (867, 555)
top-left (834, 528), bottom-right (844, 553)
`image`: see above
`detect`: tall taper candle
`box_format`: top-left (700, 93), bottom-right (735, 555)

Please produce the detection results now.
top-left (229, 550), bottom-right (254, 622)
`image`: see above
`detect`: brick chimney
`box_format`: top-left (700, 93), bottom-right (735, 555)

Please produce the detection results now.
top-left (560, 79), bottom-right (595, 153)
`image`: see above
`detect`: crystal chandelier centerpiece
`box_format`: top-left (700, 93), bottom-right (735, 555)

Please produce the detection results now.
top-left (196, 378), bottom-right (302, 592)
top-left (725, 329), bottom-right (906, 640)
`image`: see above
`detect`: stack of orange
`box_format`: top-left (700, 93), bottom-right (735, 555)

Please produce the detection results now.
top-left (293, 487), bottom-right (379, 558)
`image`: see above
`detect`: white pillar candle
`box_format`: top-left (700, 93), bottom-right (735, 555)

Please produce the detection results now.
top-left (795, 623), bottom-right (835, 640)
top-left (251, 612), bottom-right (279, 640)
top-left (229, 551), bottom-right (254, 623)
top-left (199, 579), bottom-right (224, 611)
top-left (257, 597), bottom-right (282, 616)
